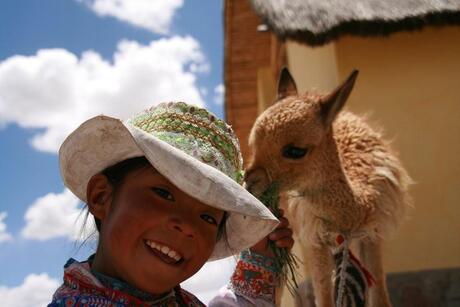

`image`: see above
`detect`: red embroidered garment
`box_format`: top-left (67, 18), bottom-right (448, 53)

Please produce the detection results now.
top-left (48, 258), bottom-right (204, 307)
top-left (229, 250), bottom-right (277, 302)
top-left (49, 251), bottom-right (277, 306)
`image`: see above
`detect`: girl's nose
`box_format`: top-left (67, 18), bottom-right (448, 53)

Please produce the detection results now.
top-left (167, 216), bottom-right (195, 238)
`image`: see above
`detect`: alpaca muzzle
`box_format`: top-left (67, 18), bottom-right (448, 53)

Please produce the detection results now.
top-left (243, 167), bottom-right (271, 197)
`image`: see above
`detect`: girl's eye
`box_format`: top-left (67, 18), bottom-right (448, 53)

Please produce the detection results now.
top-left (200, 214), bottom-right (217, 225)
top-left (151, 187), bottom-right (175, 201)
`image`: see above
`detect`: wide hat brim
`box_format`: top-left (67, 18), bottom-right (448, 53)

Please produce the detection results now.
top-left (59, 115), bottom-right (279, 260)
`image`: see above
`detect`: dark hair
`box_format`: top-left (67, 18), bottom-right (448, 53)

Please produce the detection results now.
top-left (93, 156), bottom-right (228, 241)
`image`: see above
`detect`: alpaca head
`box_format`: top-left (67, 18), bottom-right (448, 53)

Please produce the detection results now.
top-left (245, 68), bottom-right (358, 195)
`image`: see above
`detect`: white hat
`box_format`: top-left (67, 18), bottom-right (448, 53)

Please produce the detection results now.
top-left (59, 102), bottom-right (278, 260)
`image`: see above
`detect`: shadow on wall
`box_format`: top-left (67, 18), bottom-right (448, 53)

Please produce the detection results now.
top-left (294, 267), bottom-right (460, 307)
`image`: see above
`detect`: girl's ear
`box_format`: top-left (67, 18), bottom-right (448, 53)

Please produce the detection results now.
top-left (86, 174), bottom-right (113, 222)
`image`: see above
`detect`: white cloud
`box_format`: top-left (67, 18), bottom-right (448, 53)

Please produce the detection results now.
top-left (0, 36), bottom-right (206, 153)
top-left (181, 256), bottom-right (236, 304)
top-left (0, 273), bottom-right (59, 307)
top-left (189, 62), bottom-right (210, 74)
top-left (213, 84), bottom-right (224, 106)
top-left (21, 189), bottom-right (94, 241)
top-left (0, 212), bottom-right (13, 243)
top-left (79, 0), bottom-right (183, 34)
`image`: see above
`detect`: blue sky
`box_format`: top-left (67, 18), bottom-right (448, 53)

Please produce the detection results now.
top-left (0, 1), bottom-right (235, 305)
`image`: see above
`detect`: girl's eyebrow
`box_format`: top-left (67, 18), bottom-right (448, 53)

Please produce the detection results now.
top-left (204, 208), bottom-right (224, 219)
top-left (136, 165), bottom-right (159, 175)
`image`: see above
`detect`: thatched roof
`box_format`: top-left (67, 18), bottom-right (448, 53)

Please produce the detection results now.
top-left (250, 0), bottom-right (460, 46)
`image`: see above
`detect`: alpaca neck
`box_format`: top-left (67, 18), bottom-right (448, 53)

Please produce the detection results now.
top-left (299, 131), bottom-right (366, 233)
top-left (306, 131), bottom-right (354, 198)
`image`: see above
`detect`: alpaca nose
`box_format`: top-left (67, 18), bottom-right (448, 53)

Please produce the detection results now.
top-left (244, 167), bottom-right (270, 197)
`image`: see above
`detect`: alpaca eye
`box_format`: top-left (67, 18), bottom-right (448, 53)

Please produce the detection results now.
top-left (282, 145), bottom-right (308, 159)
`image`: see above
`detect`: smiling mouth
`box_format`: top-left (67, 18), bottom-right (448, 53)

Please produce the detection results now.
top-left (144, 240), bottom-right (184, 265)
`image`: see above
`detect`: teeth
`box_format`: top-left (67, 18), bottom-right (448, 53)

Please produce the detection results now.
top-left (146, 240), bottom-right (182, 262)
top-left (168, 250), bottom-right (180, 261)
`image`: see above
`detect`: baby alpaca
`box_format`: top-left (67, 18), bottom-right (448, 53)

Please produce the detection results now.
top-left (245, 69), bottom-right (412, 307)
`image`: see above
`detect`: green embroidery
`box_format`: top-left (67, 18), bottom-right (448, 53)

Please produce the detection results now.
top-left (128, 102), bottom-right (243, 184)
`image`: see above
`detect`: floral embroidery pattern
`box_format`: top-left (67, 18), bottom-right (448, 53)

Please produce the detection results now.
top-left (128, 102), bottom-right (244, 184)
top-left (49, 258), bottom-right (204, 307)
top-left (230, 250), bottom-right (277, 302)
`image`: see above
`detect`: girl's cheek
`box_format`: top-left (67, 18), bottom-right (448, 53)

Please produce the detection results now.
top-left (198, 226), bottom-right (219, 248)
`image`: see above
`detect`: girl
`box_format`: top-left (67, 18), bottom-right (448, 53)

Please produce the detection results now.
top-left (49, 102), bottom-right (294, 306)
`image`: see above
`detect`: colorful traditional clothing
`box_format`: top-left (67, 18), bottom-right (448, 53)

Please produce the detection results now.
top-left (49, 251), bottom-right (277, 307)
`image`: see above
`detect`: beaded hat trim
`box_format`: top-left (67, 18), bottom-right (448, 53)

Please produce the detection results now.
top-left (127, 102), bottom-right (244, 184)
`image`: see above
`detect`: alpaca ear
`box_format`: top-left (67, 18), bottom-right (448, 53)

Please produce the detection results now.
top-left (277, 67), bottom-right (298, 100)
top-left (320, 69), bottom-right (359, 126)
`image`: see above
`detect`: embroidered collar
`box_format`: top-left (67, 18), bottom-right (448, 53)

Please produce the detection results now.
top-left (54, 255), bottom-right (204, 306)
top-left (91, 268), bottom-right (174, 304)
top-left (85, 254), bottom-right (171, 303)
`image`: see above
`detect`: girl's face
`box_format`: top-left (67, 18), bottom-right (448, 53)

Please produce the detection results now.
top-left (89, 165), bottom-right (225, 295)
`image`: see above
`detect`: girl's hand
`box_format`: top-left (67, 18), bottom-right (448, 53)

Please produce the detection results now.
top-left (249, 209), bottom-right (294, 258)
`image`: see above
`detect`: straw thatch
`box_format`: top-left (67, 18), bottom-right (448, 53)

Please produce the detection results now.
top-left (250, 0), bottom-right (460, 45)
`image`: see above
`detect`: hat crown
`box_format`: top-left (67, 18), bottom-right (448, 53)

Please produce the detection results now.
top-left (127, 102), bottom-right (244, 184)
